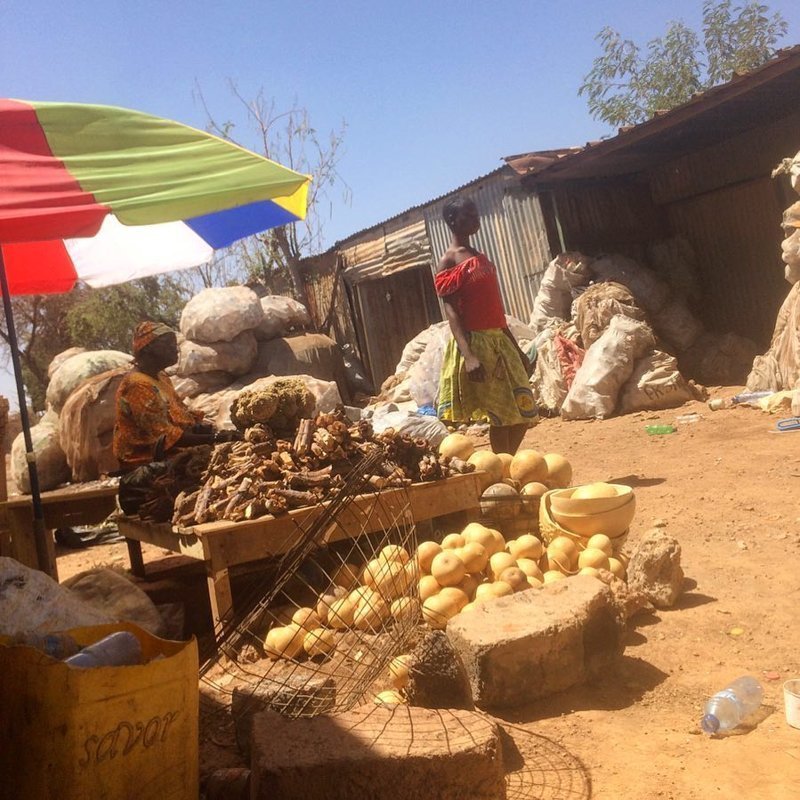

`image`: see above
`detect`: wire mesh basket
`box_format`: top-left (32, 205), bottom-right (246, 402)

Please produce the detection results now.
top-left (201, 450), bottom-right (422, 724)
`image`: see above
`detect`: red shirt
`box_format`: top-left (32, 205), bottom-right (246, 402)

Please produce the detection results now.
top-left (434, 253), bottom-right (507, 331)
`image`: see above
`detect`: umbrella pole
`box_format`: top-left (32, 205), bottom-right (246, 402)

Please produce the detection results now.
top-left (0, 250), bottom-right (54, 576)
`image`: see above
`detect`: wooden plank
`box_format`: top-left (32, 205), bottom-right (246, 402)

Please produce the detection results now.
top-left (4, 483), bottom-right (117, 509)
top-left (408, 473), bottom-right (482, 520)
top-left (118, 519), bottom-right (206, 561)
top-left (118, 474), bottom-right (483, 576)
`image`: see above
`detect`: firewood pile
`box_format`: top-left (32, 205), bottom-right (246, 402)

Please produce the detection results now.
top-left (132, 408), bottom-right (474, 526)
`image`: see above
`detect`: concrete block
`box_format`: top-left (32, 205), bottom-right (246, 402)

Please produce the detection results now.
top-left (232, 673), bottom-right (335, 757)
top-left (250, 705), bottom-right (506, 800)
top-left (446, 575), bottom-right (625, 709)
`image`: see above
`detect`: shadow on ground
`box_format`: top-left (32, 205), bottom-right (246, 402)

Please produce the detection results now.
top-left (493, 655), bottom-right (669, 725)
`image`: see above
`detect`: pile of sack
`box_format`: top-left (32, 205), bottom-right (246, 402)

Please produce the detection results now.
top-left (526, 242), bottom-right (756, 419)
top-left (10, 288), bottom-right (348, 494)
top-left (746, 150), bottom-right (800, 394)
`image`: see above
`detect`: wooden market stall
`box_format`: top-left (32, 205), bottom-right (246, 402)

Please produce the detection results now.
top-left (119, 472), bottom-right (483, 629)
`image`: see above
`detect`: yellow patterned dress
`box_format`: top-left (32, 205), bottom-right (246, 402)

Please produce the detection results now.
top-left (435, 253), bottom-right (537, 427)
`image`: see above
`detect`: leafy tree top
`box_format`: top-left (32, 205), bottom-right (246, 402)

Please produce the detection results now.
top-left (579, 1), bottom-right (789, 128)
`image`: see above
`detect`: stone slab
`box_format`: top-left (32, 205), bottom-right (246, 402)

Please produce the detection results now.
top-left (446, 575), bottom-right (625, 709)
top-left (249, 705), bottom-right (506, 800)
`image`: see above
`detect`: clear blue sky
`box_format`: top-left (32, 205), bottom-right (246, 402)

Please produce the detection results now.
top-left (1, 0), bottom-right (798, 407)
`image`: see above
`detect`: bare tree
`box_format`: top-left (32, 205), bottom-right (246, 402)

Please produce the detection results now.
top-left (194, 82), bottom-right (350, 300)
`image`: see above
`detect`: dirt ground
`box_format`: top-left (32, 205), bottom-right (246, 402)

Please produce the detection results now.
top-left (54, 394), bottom-right (800, 799)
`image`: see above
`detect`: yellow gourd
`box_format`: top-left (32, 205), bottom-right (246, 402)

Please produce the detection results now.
top-left (374, 690), bottom-right (405, 705)
top-left (543, 453), bottom-right (572, 488)
top-left (303, 627), bottom-right (336, 657)
top-left (353, 596), bottom-right (390, 632)
top-left (430, 551), bottom-right (466, 587)
top-left (516, 557), bottom-right (544, 582)
top-left (388, 654), bottom-right (413, 689)
top-left (422, 593), bottom-right (459, 629)
top-left (507, 534), bottom-right (543, 561)
top-left (468, 451), bottom-right (505, 490)
top-left (438, 586), bottom-right (470, 611)
top-left (418, 574), bottom-right (441, 601)
top-left (491, 581), bottom-right (514, 597)
top-left (439, 433), bottom-right (475, 460)
top-left (543, 570), bottom-right (566, 584)
top-left (416, 541), bottom-right (442, 573)
top-left (328, 597), bottom-right (358, 630)
top-left (291, 607), bottom-right (321, 633)
top-left (380, 544), bottom-right (410, 564)
top-left (265, 624), bottom-right (304, 660)
top-left (510, 449), bottom-right (548, 485)
top-left (488, 551), bottom-right (516, 580)
top-left (499, 566), bottom-right (529, 592)
top-left (578, 547), bottom-right (610, 571)
top-left (497, 452), bottom-right (514, 478)
top-left (586, 534), bottom-right (614, 556)
top-left (458, 541), bottom-right (488, 574)
top-left (441, 532), bottom-right (466, 550)
top-left (391, 597), bottom-right (421, 625)
top-left (608, 557), bottom-right (626, 579)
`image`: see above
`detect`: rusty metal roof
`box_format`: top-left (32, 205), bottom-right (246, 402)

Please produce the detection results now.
top-left (523, 44), bottom-right (800, 184)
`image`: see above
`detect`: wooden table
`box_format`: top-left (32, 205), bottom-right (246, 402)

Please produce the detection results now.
top-left (0, 481), bottom-right (119, 579)
top-left (118, 473), bottom-right (483, 629)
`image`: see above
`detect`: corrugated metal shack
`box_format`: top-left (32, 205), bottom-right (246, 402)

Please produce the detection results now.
top-left (523, 45), bottom-right (800, 348)
top-left (301, 158), bottom-right (565, 388)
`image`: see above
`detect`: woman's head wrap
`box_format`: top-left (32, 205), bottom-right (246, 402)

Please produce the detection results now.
top-left (133, 321), bottom-right (174, 355)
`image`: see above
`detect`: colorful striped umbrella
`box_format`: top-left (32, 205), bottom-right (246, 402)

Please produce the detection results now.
top-left (0, 98), bottom-right (309, 294)
top-left (0, 98), bottom-right (311, 574)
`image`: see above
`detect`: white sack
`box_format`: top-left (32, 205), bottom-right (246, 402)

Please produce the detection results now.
top-left (171, 371), bottom-right (233, 399)
top-left (529, 252), bottom-right (592, 332)
top-left (0, 557), bottom-right (112, 637)
top-left (47, 347), bottom-right (86, 379)
top-left (179, 286), bottom-right (263, 343)
top-left (394, 321), bottom-right (449, 376)
top-left (178, 330), bottom-right (257, 376)
top-left (561, 316), bottom-right (655, 420)
top-left (651, 297), bottom-right (704, 353)
top-left (409, 325), bottom-right (452, 408)
top-left (646, 237), bottom-right (702, 304)
top-left (255, 295), bottom-right (311, 340)
top-left (58, 367), bottom-right (128, 482)
top-left (619, 350), bottom-right (695, 414)
top-left (46, 349), bottom-right (132, 412)
top-left (370, 409), bottom-right (449, 447)
top-left (591, 254), bottom-right (671, 314)
top-left (11, 419), bottom-right (71, 493)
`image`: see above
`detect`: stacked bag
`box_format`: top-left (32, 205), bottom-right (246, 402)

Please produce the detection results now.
top-left (10, 288), bottom-right (347, 493)
top-left (746, 151), bottom-right (800, 394)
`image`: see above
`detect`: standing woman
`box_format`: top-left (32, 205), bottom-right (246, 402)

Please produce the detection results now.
top-left (435, 197), bottom-right (537, 454)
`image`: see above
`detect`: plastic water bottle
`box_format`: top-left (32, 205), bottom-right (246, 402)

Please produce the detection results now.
top-left (700, 676), bottom-right (763, 734)
top-left (63, 631), bottom-right (144, 669)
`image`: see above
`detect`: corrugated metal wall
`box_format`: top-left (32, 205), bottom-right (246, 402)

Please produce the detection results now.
top-left (340, 218), bottom-right (432, 285)
top-left (424, 175), bottom-right (552, 324)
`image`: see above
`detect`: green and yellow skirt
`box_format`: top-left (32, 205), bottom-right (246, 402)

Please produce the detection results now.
top-left (437, 329), bottom-right (538, 427)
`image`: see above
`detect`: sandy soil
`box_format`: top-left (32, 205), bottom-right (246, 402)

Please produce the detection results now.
top-left (54, 395), bottom-right (800, 799)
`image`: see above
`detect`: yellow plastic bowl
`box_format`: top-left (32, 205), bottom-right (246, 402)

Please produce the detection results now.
top-left (550, 494), bottom-right (636, 539)
top-left (549, 484), bottom-right (633, 515)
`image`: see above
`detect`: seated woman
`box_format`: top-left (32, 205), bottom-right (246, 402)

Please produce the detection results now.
top-left (435, 197), bottom-right (537, 455)
top-left (113, 321), bottom-right (231, 471)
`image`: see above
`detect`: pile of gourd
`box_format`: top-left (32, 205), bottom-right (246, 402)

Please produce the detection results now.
top-left (263, 436), bottom-right (630, 663)
top-left (413, 521), bottom-right (626, 630)
top-left (263, 545), bottom-right (421, 662)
